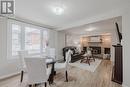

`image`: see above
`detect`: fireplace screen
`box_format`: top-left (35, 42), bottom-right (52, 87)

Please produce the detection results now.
top-left (89, 46), bottom-right (101, 54)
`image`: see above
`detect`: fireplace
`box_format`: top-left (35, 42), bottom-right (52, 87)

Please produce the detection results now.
top-left (83, 46), bottom-right (101, 54)
top-left (89, 46), bottom-right (101, 54)
top-left (104, 48), bottom-right (110, 54)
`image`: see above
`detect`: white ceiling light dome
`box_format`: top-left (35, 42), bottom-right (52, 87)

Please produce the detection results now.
top-left (53, 6), bottom-right (64, 15)
top-left (51, 0), bottom-right (66, 15)
top-left (85, 27), bottom-right (97, 31)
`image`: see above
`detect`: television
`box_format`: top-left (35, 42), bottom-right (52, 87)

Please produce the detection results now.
top-left (115, 22), bottom-right (122, 45)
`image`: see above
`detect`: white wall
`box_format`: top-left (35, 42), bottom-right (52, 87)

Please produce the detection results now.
top-left (66, 34), bottom-right (81, 47)
top-left (48, 29), bottom-right (58, 59)
top-left (57, 31), bottom-right (66, 60)
top-left (122, 7), bottom-right (130, 87)
top-left (48, 30), bottom-right (66, 60)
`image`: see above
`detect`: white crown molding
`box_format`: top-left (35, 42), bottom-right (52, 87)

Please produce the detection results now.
top-left (0, 14), bottom-right (58, 30)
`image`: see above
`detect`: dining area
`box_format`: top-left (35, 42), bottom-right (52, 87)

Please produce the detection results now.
top-left (18, 48), bottom-right (72, 87)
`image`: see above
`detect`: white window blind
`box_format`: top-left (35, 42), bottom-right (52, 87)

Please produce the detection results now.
top-left (43, 30), bottom-right (49, 53)
top-left (12, 24), bottom-right (21, 56)
top-left (7, 19), bottom-right (49, 59)
top-left (25, 27), bottom-right (41, 54)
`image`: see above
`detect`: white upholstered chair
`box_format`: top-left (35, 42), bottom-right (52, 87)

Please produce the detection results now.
top-left (81, 49), bottom-right (95, 65)
top-left (24, 58), bottom-right (52, 87)
top-left (87, 50), bottom-right (92, 57)
top-left (18, 50), bottom-right (28, 83)
top-left (87, 50), bottom-right (95, 61)
top-left (55, 50), bottom-right (72, 82)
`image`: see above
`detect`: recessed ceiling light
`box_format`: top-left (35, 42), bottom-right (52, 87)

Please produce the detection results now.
top-left (85, 27), bottom-right (96, 31)
top-left (53, 6), bottom-right (64, 15)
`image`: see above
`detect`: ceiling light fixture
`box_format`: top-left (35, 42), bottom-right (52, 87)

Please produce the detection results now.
top-left (52, 0), bottom-right (65, 15)
top-left (85, 27), bottom-right (96, 31)
top-left (53, 6), bottom-right (64, 15)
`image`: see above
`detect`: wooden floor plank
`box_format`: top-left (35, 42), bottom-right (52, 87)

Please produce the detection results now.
top-left (0, 60), bottom-right (122, 87)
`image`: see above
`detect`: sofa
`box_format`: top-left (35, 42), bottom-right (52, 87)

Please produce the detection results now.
top-left (63, 46), bottom-right (84, 63)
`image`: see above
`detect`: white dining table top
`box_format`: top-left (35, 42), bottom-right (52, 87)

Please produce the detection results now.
top-left (24, 55), bottom-right (54, 63)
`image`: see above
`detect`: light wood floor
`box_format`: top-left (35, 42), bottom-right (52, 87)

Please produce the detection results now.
top-left (0, 60), bottom-right (122, 87)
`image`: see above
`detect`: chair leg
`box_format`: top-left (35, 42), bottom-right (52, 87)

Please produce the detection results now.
top-left (54, 71), bottom-right (56, 75)
top-left (80, 59), bottom-right (84, 63)
top-left (29, 84), bottom-right (32, 87)
top-left (20, 70), bottom-right (24, 83)
top-left (86, 57), bottom-right (90, 65)
top-left (45, 82), bottom-right (47, 87)
top-left (92, 55), bottom-right (95, 61)
top-left (35, 84), bottom-right (38, 87)
top-left (65, 71), bottom-right (68, 82)
top-left (93, 57), bottom-right (95, 61)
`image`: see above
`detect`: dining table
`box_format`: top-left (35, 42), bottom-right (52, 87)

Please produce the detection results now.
top-left (46, 57), bottom-right (56, 84)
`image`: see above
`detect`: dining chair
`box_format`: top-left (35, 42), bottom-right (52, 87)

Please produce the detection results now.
top-left (87, 50), bottom-right (95, 61)
top-left (18, 50), bottom-right (28, 83)
top-left (55, 50), bottom-right (72, 82)
top-left (81, 49), bottom-right (95, 65)
top-left (24, 58), bottom-right (52, 87)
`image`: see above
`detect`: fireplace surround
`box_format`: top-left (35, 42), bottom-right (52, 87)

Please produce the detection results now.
top-left (83, 46), bottom-right (101, 54)
top-left (89, 46), bottom-right (101, 54)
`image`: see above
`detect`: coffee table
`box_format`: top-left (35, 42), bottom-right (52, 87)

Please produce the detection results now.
top-left (80, 53), bottom-right (95, 65)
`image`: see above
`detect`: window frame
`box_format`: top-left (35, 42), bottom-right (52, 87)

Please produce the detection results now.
top-left (7, 20), bottom-right (23, 59)
top-left (7, 19), bottom-right (49, 59)
top-left (24, 26), bottom-right (41, 55)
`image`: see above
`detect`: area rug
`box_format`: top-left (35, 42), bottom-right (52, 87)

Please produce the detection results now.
top-left (70, 59), bottom-right (102, 72)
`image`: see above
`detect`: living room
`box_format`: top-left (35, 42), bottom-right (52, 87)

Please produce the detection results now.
top-left (62, 17), bottom-right (122, 61)
top-left (59, 17), bottom-right (121, 73)
top-left (0, 0), bottom-right (130, 87)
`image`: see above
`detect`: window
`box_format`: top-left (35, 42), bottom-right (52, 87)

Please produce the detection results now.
top-left (8, 19), bottom-right (49, 59)
top-left (11, 24), bottom-right (21, 56)
top-left (43, 30), bottom-right (48, 53)
top-left (25, 27), bottom-right (41, 54)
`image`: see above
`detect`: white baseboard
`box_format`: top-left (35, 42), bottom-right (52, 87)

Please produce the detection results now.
top-left (122, 84), bottom-right (129, 87)
top-left (0, 72), bottom-right (20, 80)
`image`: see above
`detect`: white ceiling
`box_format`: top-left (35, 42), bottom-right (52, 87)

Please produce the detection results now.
top-left (15, 0), bottom-right (129, 29)
top-left (62, 16), bottom-right (122, 36)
